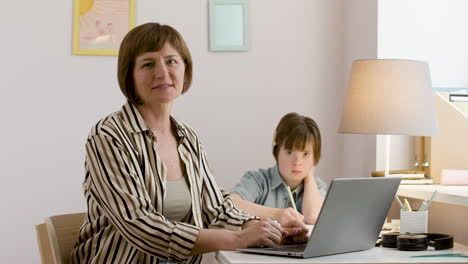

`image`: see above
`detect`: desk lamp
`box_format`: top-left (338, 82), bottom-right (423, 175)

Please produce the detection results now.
top-left (339, 59), bottom-right (439, 177)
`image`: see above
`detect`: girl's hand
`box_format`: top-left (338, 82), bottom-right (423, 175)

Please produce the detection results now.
top-left (272, 207), bottom-right (304, 226)
top-left (304, 167), bottom-right (316, 183)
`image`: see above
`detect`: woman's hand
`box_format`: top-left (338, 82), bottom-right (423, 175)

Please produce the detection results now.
top-left (239, 219), bottom-right (285, 248)
top-left (272, 207), bottom-right (304, 226)
top-left (280, 219), bottom-right (309, 244)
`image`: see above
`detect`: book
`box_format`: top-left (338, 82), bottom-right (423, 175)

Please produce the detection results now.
top-left (371, 170), bottom-right (426, 179)
top-left (400, 178), bottom-right (433, 185)
top-left (390, 174), bottom-right (426, 179)
top-left (441, 169), bottom-right (468, 185)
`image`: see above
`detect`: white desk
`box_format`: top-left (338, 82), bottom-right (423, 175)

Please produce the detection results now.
top-left (214, 243), bottom-right (468, 264)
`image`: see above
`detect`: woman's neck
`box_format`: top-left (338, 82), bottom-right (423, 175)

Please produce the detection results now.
top-left (136, 103), bottom-right (173, 136)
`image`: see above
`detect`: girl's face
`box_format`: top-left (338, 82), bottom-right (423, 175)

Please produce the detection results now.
top-left (277, 143), bottom-right (315, 185)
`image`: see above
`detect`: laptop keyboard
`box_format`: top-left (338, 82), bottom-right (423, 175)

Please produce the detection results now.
top-left (262, 244), bottom-right (307, 252)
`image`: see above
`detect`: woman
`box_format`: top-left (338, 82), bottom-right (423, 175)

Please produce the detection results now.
top-left (231, 113), bottom-right (327, 226)
top-left (71, 23), bottom-right (307, 264)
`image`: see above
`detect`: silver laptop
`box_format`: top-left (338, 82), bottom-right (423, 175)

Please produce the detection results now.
top-left (237, 177), bottom-right (401, 258)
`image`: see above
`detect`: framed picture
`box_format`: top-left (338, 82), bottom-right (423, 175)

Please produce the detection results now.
top-left (209, 0), bottom-right (249, 51)
top-left (73, 0), bottom-right (136, 56)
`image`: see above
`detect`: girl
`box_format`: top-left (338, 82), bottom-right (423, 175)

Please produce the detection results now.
top-left (231, 113), bottom-right (327, 225)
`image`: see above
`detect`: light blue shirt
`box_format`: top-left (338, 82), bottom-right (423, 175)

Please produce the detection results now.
top-left (230, 165), bottom-right (327, 213)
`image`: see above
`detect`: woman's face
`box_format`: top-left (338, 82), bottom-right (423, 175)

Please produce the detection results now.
top-left (277, 143), bottom-right (315, 184)
top-left (133, 43), bottom-right (185, 106)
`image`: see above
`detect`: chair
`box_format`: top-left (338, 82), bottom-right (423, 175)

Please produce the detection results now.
top-left (35, 212), bottom-right (86, 264)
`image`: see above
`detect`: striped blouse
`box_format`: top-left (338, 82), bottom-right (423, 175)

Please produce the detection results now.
top-left (71, 102), bottom-right (255, 264)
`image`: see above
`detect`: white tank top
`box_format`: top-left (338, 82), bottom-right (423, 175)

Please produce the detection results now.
top-left (163, 176), bottom-right (192, 222)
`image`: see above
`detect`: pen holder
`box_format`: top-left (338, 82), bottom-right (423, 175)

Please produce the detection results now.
top-left (400, 210), bottom-right (428, 233)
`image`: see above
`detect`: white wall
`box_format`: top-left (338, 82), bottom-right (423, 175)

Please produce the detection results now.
top-left (0, 0), bottom-right (345, 262)
top-left (341, 0), bottom-right (379, 178)
top-left (378, 0), bottom-right (468, 87)
top-left (375, 135), bottom-right (415, 171)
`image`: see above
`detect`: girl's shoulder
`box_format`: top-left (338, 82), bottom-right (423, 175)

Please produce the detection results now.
top-left (243, 165), bottom-right (279, 185)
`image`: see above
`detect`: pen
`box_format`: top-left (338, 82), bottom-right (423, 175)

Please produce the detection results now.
top-left (395, 195), bottom-right (405, 211)
top-left (418, 201), bottom-right (428, 211)
top-left (425, 190), bottom-right (438, 210)
top-left (403, 198), bottom-right (413, 212)
top-left (285, 186), bottom-right (297, 211)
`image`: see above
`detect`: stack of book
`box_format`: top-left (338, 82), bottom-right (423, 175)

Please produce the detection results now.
top-left (371, 170), bottom-right (433, 185)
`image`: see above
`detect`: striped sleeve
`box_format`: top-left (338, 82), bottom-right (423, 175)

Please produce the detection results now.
top-left (197, 144), bottom-right (258, 231)
top-left (86, 133), bottom-right (200, 262)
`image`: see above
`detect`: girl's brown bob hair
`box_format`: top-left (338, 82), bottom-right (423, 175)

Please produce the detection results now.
top-left (117, 23), bottom-right (193, 105)
top-left (272, 113), bottom-right (321, 165)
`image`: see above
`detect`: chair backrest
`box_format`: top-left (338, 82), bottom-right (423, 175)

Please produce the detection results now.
top-left (36, 212), bottom-right (86, 264)
top-left (36, 223), bottom-right (54, 264)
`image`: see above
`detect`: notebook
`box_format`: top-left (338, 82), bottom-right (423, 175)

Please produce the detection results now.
top-left (236, 177), bottom-right (401, 258)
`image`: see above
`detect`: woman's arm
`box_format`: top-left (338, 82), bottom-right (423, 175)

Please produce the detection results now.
top-left (302, 168), bottom-right (324, 224)
top-left (231, 193), bottom-right (304, 226)
top-left (192, 219), bottom-right (284, 254)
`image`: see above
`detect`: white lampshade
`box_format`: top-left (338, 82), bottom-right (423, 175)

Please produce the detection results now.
top-left (339, 59), bottom-right (439, 136)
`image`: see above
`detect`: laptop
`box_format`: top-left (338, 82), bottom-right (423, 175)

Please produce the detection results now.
top-left (237, 177), bottom-right (401, 258)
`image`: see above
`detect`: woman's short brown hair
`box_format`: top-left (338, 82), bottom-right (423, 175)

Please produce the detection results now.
top-left (272, 113), bottom-right (321, 165)
top-left (117, 22), bottom-right (193, 105)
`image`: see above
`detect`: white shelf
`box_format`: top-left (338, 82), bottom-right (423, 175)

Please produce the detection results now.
top-left (397, 185), bottom-right (468, 207)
